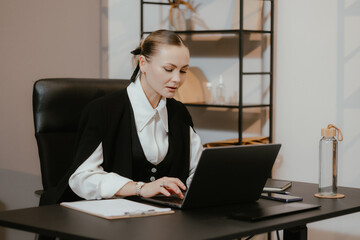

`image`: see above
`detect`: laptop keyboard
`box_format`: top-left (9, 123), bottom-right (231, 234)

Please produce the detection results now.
top-left (152, 195), bottom-right (184, 205)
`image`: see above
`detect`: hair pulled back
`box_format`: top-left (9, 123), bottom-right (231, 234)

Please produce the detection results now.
top-left (130, 29), bottom-right (187, 82)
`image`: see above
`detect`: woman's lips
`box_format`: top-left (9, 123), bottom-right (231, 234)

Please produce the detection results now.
top-left (167, 86), bottom-right (177, 92)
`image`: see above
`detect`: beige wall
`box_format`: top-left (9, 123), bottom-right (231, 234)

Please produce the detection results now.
top-left (275, 0), bottom-right (360, 239)
top-left (0, 0), bottom-right (104, 239)
top-left (0, 0), bottom-right (103, 175)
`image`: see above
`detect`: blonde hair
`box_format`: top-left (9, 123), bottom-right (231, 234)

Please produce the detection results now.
top-left (130, 29), bottom-right (187, 81)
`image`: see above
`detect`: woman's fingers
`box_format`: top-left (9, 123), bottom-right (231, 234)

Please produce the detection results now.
top-left (140, 177), bottom-right (186, 198)
top-left (160, 177), bottom-right (186, 190)
top-left (173, 178), bottom-right (187, 191)
top-left (163, 182), bottom-right (183, 198)
top-left (159, 177), bottom-right (186, 199)
top-left (159, 186), bottom-right (171, 196)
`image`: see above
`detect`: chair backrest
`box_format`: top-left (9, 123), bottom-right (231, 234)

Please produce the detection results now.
top-left (33, 78), bottom-right (130, 191)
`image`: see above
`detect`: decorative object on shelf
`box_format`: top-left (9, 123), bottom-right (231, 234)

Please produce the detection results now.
top-left (168, 0), bottom-right (196, 30)
top-left (315, 124), bottom-right (345, 199)
top-left (174, 67), bottom-right (206, 103)
top-left (205, 81), bottom-right (213, 104)
top-left (168, 0), bottom-right (208, 31)
top-left (215, 75), bottom-right (225, 104)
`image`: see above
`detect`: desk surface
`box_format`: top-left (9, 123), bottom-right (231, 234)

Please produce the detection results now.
top-left (0, 181), bottom-right (360, 240)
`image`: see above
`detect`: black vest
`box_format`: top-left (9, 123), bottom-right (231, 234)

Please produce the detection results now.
top-left (131, 108), bottom-right (175, 182)
top-left (102, 94), bottom-right (192, 185)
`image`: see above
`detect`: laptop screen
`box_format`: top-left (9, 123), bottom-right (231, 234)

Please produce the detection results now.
top-left (143, 144), bottom-right (281, 209)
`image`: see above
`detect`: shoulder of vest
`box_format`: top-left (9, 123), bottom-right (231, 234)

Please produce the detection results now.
top-left (92, 89), bottom-right (128, 106)
top-left (167, 97), bottom-right (186, 110)
top-left (84, 89), bottom-right (129, 113)
top-left (167, 98), bottom-right (193, 127)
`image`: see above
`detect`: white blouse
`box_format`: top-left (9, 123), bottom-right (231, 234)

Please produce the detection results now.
top-left (69, 79), bottom-right (203, 200)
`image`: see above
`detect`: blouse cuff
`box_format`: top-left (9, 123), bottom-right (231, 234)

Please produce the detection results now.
top-left (98, 173), bottom-right (132, 199)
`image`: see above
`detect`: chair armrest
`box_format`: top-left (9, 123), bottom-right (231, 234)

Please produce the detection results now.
top-left (34, 189), bottom-right (44, 197)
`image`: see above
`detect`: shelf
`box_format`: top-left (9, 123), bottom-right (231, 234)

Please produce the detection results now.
top-left (144, 0), bottom-right (273, 4)
top-left (243, 72), bottom-right (272, 75)
top-left (243, 30), bottom-right (271, 34)
top-left (141, 0), bottom-right (274, 144)
top-left (242, 104), bottom-right (271, 108)
top-left (143, 1), bottom-right (170, 5)
top-left (143, 29), bottom-right (271, 35)
top-left (184, 103), bottom-right (238, 108)
top-left (184, 102), bottom-right (270, 109)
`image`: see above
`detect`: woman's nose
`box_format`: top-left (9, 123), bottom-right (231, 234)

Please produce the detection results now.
top-left (172, 72), bottom-right (181, 83)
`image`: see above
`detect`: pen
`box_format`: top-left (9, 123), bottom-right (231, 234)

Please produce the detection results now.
top-left (276, 191), bottom-right (290, 195)
top-left (124, 209), bottom-right (155, 216)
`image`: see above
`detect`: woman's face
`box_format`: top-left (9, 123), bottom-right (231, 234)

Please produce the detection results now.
top-left (139, 44), bottom-right (190, 107)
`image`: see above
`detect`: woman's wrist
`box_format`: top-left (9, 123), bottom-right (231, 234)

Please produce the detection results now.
top-left (115, 181), bottom-right (137, 197)
top-left (135, 181), bottom-right (145, 196)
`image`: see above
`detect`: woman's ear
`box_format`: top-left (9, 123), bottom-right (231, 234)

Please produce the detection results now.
top-left (139, 55), bottom-right (147, 73)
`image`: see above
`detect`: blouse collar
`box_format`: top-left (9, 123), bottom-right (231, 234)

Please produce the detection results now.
top-left (127, 78), bottom-right (168, 133)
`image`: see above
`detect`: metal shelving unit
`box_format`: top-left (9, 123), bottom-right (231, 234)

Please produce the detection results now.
top-left (140, 0), bottom-right (274, 145)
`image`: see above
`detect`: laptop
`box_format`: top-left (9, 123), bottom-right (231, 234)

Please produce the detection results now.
top-left (142, 143), bottom-right (281, 209)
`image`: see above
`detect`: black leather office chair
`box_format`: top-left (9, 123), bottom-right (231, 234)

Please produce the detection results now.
top-left (32, 78), bottom-right (130, 206)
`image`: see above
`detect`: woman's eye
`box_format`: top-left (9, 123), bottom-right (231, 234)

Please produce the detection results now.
top-left (164, 68), bottom-right (173, 72)
top-left (181, 68), bottom-right (188, 74)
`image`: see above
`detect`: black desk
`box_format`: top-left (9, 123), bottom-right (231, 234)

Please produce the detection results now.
top-left (0, 182), bottom-right (359, 240)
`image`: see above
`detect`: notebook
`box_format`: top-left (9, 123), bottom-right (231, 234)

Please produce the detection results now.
top-left (263, 178), bottom-right (292, 192)
top-left (142, 143), bottom-right (281, 209)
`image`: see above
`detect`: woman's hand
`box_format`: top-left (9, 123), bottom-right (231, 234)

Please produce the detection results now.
top-left (140, 177), bottom-right (187, 199)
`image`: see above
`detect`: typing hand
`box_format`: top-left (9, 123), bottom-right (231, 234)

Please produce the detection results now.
top-left (140, 177), bottom-right (187, 199)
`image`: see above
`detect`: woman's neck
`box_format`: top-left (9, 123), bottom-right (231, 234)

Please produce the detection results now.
top-left (139, 78), bottom-right (161, 109)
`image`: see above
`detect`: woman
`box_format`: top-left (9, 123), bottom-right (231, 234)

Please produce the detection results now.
top-left (68, 30), bottom-right (203, 201)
